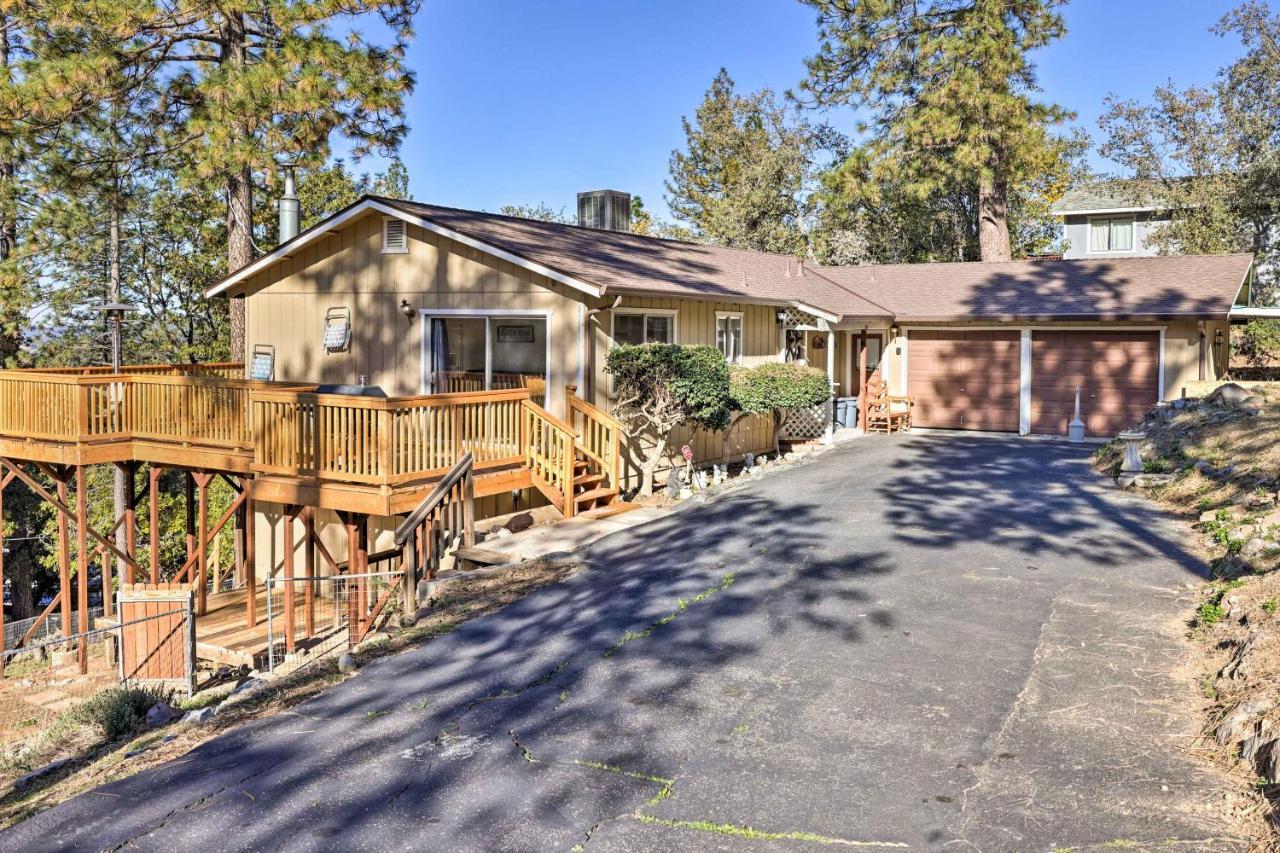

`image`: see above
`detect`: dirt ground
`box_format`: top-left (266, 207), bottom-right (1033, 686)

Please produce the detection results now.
top-left (0, 558), bottom-right (579, 828)
top-left (1097, 382), bottom-right (1280, 846)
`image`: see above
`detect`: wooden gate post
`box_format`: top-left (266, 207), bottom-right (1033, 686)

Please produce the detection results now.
top-left (56, 472), bottom-right (71, 641)
top-left (75, 466), bottom-right (89, 674)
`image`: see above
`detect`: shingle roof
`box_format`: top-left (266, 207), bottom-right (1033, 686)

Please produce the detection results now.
top-left (1052, 181), bottom-right (1168, 214)
top-left (815, 254), bottom-right (1254, 321)
top-left (379, 198), bottom-right (892, 319)
top-left (212, 195), bottom-right (1252, 323)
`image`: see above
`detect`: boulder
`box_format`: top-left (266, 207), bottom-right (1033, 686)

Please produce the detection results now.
top-left (1215, 695), bottom-right (1276, 745)
top-left (1117, 472), bottom-right (1175, 488)
top-left (145, 702), bottom-right (181, 727)
top-left (1201, 505), bottom-right (1247, 524)
top-left (13, 757), bottom-right (73, 789)
top-left (1243, 538), bottom-right (1270, 559)
top-left (504, 512), bottom-right (535, 534)
top-left (337, 653), bottom-right (358, 674)
top-left (665, 470), bottom-right (681, 498)
top-left (1207, 382), bottom-right (1254, 408)
top-left (182, 707), bottom-right (216, 725)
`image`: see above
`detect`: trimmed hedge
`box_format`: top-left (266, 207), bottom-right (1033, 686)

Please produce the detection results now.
top-left (729, 362), bottom-right (831, 415)
top-left (605, 344), bottom-right (732, 432)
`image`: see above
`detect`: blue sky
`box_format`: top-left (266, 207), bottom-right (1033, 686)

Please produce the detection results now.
top-left (373, 0), bottom-right (1246, 220)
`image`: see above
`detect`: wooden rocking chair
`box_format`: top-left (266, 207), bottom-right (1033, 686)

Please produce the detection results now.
top-left (863, 378), bottom-right (914, 434)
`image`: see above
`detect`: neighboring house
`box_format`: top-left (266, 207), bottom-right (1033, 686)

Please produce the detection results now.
top-left (1052, 183), bottom-right (1172, 259)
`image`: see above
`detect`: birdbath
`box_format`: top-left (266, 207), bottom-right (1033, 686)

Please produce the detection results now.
top-left (1116, 430), bottom-right (1146, 474)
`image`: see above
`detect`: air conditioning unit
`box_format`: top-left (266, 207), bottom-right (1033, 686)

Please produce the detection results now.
top-left (577, 189), bottom-right (631, 232)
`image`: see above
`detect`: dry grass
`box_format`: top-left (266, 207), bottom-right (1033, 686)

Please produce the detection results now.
top-left (0, 558), bottom-right (579, 829)
top-left (1096, 384), bottom-right (1280, 848)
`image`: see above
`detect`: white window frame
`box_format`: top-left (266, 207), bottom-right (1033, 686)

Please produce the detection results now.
top-left (1086, 215), bottom-right (1136, 255)
top-left (382, 217), bottom-right (409, 254)
top-left (418, 308), bottom-right (554, 406)
top-left (715, 310), bottom-right (744, 364)
top-left (610, 308), bottom-right (679, 346)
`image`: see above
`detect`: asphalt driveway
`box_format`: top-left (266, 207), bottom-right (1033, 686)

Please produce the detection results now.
top-left (0, 434), bottom-right (1246, 851)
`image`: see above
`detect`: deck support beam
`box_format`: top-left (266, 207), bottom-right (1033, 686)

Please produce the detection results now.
top-left (194, 472), bottom-right (212, 616)
top-left (149, 464), bottom-right (162, 582)
top-left (244, 494), bottom-right (256, 629)
top-left (119, 462), bottom-right (138, 584)
top-left (302, 506), bottom-right (315, 638)
top-left (282, 504), bottom-right (297, 654)
top-left (184, 472), bottom-right (195, 569)
top-left (55, 470), bottom-right (71, 641)
top-left (75, 465), bottom-right (89, 674)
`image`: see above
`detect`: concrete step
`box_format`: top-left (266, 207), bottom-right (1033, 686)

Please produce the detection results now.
top-left (454, 546), bottom-right (512, 569)
top-left (578, 501), bottom-right (640, 520)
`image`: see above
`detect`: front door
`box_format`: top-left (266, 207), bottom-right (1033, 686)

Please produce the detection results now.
top-left (851, 333), bottom-right (885, 393)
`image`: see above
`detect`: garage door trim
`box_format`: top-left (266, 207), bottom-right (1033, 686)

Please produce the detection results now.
top-left (901, 325), bottom-right (1166, 436)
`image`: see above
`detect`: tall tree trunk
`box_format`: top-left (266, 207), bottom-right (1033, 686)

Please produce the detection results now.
top-left (977, 177), bottom-right (1011, 262)
top-left (0, 18), bottom-right (13, 268)
top-left (110, 187), bottom-right (129, 576)
top-left (221, 12), bottom-right (252, 361)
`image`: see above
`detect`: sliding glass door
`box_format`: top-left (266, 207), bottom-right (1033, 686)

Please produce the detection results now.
top-left (425, 314), bottom-right (548, 405)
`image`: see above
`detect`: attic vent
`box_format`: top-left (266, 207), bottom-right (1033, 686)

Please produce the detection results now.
top-left (382, 218), bottom-right (407, 253)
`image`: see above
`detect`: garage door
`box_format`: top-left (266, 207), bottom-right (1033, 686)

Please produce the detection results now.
top-left (1030, 331), bottom-right (1159, 437)
top-left (907, 330), bottom-right (1021, 431)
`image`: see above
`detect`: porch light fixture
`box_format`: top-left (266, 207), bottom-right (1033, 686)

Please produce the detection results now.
top-left (890, 324), bottom-right (900, 340)
top-left (1215, 328), bottom-right (1225, 347)
top-left (400, 299), bottom-right (415, 323)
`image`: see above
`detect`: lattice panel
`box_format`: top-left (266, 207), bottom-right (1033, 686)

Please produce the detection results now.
top-left (780, 307), bottom-right (819, 329)
top-left (778, 401), bottom-right (832, 440)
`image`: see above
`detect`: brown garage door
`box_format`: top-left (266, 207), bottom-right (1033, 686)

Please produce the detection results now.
top-left (907, 330), bottom-right (1021, 431)
top-left (1031, 330), bottom-right (1159, 437)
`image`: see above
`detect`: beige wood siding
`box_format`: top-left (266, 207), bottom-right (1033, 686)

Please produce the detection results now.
top-left (588, 297), bottom-right (784, 487)
top-left (242, 210), bottom-right (590, 417)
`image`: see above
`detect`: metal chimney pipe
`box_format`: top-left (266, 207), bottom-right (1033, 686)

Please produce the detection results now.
top-left (278, 164), bottom-right (300, 243)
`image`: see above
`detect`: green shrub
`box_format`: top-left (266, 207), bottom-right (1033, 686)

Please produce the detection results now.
top-left (1197, 600), bottom-right (1227, 627)
top-left (72, 686), bottom-right (171, 740)
top-left (606, 344), bottom-right (732, 495)
top-left (728, 362), bottom-right (832, 453)
top-left (1237, 319), bottom-right (1280, 366)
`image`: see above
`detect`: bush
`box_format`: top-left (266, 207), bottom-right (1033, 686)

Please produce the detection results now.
top-left (72, 686), bottom-right (171, 740)
top-left (729, 362), bottom-right (831, 414)
top-left (606, 344), bottom-right (732, 495)
top-left (729, 362), bottom-right (832, 453)
top-left (1236, 319), bottom-right (1280, 366)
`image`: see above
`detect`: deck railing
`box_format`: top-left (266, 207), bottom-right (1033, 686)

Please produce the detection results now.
top-left (567, 387), bottom-right (623, 491)
top-left (0, 365), bottom-right (612, 510)
top-left (251, 387), bottom-right (535, 486)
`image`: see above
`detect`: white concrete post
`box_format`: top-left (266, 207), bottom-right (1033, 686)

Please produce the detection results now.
top-left (1018, 329), bottom-right (1032, 435)
top-left (824, 331), bottom-right (836, 443)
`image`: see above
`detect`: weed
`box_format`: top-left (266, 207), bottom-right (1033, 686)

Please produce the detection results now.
top-left (603, 572), bottom-right (736, 658)
top-left (72, 686), bottom-right (172, 740)
top-left (632, 815), bottom-right (905, 847)
top-left (732, 723), bottom-right (749, 736)
top-left (1264, 599), bottom-right (1278, 616)
top-left (404, 698), bottom-right (431, 712)
top-left (1200, 672), bottom-right (1218, 700)
top-left (1197, 600), bottom-right (1227, 627)
top-left (365, 708), bottom-right (391, 720)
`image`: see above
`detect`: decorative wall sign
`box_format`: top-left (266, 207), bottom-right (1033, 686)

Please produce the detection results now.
top-left (496, 324), bottom-right (535, 343)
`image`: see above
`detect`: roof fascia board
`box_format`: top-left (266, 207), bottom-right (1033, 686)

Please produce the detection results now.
top-left (1050, 205), bottom-right (1162, 216)
top-left (790, 301), bottom-right (841, 324)
top-left (206, 198), bottom-right (603, 300)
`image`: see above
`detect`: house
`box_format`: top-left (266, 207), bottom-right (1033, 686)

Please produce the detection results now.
top-left (210, 190), bottom-right (1251, 445)
top-left (1052, 182), bottom-right (1173, 259)
top-left (0, 185), bottom-right (1253, 673)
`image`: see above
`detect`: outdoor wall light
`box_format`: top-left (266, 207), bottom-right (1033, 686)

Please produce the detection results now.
top-left (400, 299), bottom-right (415, 323)
top-left (1215, 328), bottom-right (1225, 346)
top-left (890, 324), bottom-right (900, 339)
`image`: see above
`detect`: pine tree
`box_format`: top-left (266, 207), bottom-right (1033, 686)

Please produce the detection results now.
top-left (800, 0), bottom-right (1071, 261)
top-left (38, 0), bottom-right (421, 359)
top-left (667, 69), bottom-right (838, 256)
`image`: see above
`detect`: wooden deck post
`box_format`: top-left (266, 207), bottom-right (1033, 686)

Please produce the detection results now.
top-left (100, 548), bottom-right (112, 618)
top-left (356, 514), bottom-right (369, 640)
top-left (56, 472), bottom-right (71, 641)
top-left (184, 471), bottom-right (195, 567)
top-left (302, 506), bottom-right (315, 638)
top-left (400, 531), bottom-right (417, 628)
top-left (195, 473), bottom-right (211, 616)
top-left (343, 512), bottom-right (359, 639)
top-left (122, 462), bottom-right (137, 584)
top-left (75, 465), bottom-right (89, 674)
top-left (0, 476), bottom-right (6, 676)
top-left (282, 504), bottom-right (296, 653)
top-left (244, 494), bottom-right (256, 629)
top-left (148, 464), bottom-right (162, 583)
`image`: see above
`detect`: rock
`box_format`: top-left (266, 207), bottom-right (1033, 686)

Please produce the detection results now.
top-left (145, 702), bottom-right (180, 727)
top-left (504, 512), bottom-right (534, 534)
top-left (1207, 382), bottom-right (1254, 408)
top-left (182, 707), bottom-right (216, 725)
top-left (1243, 538), bottom-right (1269, 558)
top-left (1201, 505), bottom-right (1246, 524)
top-left (1195, 460), bottom-right (1235, 479)
top-left (1246, 492), bottom-right (1277, 509)
top-left (13, 757), bottom-right (73, 789)
top-left (665, 470), bottom-right (681, 498)
top-left (489, 527), bottom-right (512, 540)
top-left (337, 653), bottom-right (358, 674)
top-left (1118, 472), bottom-right (1175, 488)
top-left (1242, 395), bottom-right (1265, 415)
top-left (1241, 734), bottom-right (1274, 763)
top-left (742, 452), bottom-right (754, 469)
top-left (230, 677), bottom-right (267, 697)
top-left (678, 487), bottom-right (692, 500)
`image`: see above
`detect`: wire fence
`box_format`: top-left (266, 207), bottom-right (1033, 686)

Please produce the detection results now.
top-left (264, 570), bottom-right (403, 676)
top-left (3, 606), bottom-right (104, 650)
top-left (0, 604), bottom-right (192, 747)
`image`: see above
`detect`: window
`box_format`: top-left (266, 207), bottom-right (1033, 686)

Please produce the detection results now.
top-left (716, 312), bottom-right (743, 364)
top-left (1088, 217), bottom-right (1134, 253)
top-left (425, 315), bottom-right (548, 405)
top-left (382, 218), bottom-right (407, 253)
top-left (613, 311), bottom-right (676, 346)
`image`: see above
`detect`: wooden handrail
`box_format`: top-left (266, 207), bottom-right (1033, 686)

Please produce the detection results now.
top-left (565, 386), bottom-right (624, 491)
top-left (395, 453), bottom-right (474, 546)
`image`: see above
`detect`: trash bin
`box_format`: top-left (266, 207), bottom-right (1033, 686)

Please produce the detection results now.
top-left (835, 397), bottom-right (859, 429)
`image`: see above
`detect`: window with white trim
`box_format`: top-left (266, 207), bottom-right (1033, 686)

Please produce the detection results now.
top-left (716, 312), bottom-right (743, 364)
top-left (613, 311), bottom-right (676, 345)
top-left (382, 218), bottom-right (408, 253)
top-left (1088, 216), bottom-right (1134, 253)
